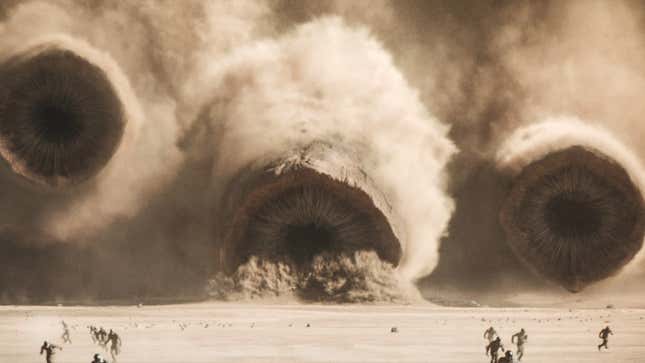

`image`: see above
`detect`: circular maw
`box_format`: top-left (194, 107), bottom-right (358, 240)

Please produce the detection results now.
top-left (224, 168), bottom-right (401, 272)
top-left (0, 48), bottom-right (125, 187)
top-left (500, 146), bottom-right (645, 291)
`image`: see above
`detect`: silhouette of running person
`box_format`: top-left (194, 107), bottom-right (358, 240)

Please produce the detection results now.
top-left (486, 336), bottom-right (505, 363)
top-left (511, 328), bottom-right (528, 361)
top-left (598, 326), bottom-right (613, 351)
top-left (61, 321), bottom-right (71, 344)
top-left (97, 327), bottom-right (108, 349)
top-left (107, 329), bottom-right (122, 362)
top-left (89, 326), bottom-right (98, 344)
top-left (40, 341), bottom-right (62, 363)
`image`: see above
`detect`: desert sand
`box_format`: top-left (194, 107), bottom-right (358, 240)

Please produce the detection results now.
top-left (0, 303), bottom-right (643, 363)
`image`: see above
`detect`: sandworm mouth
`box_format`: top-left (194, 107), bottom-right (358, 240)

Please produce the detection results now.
top-left (219, 167), bottom-right (402, 273)
top-left (500, 146), bottom-right (645, 292)
top-left (0, 46), bottom-right (125, 187)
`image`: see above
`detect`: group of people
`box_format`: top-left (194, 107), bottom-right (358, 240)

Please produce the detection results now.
top-left (88, 325), bottom-right (122, 362)
top-left (39, 321), bottom-right (122, 363)
top-left (483, 325), bottom-right (615, 362)
top-left (484, 327), bottom-right (527, 363)
top-left (39, 321), bottom-right (75, 363)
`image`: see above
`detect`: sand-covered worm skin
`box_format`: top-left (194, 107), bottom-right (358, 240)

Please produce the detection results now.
top-left (214, 142), bottom-right (402, 274)
top-left (206, 142), bottom-right (414, 302)
top-left (196, 18), bottom-right (455, 295)
top-left (497, 118), bottom-right (645, 292)
top-left (0, 44), bottom-right (125, 187)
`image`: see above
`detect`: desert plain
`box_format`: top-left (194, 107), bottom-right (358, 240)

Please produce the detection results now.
top-left (0, 303), bottom-right (644, 363)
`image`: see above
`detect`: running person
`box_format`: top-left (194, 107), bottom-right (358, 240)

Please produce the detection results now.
top-left (511, 328), bottom-right (528, 361)
top-left (61, 321), bottom-right (71, 344)
top-left (97, 327), bottom-right (108, 349)
top-left (40, 341), bottom-right (62, 363)
top-left (598, 326), bottom-right (613, 351)
top-left (486, 336), bottom-right (505, 363)
top-left (89, 326), bottom-right (98, 344)
top-left (107, 329), bottom-right (122, 362)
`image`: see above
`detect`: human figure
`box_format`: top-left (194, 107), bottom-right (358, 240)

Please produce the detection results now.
top-left (511, 328), bottom-right (528, 361)
top-left (98, 327), bottom-right (108, 349)
top-left (89, 326), bottom-right (98, 344)
top-left (486, 336), bottom-right (505, 363)
top-left (107, 329), bottom-right (122, 362)
top-left (61, 321), bottom-right (72, 344)
top-left (91, 353), bottom-right (108, 363)
top-left (498, 350), bottom-right (514, 363)
top-left (40, 341), bottom-right (62, 363)
top-left (598, 326), bottom-right (613, 351)
top-left (483, 326), bottom-right (497, 343)
top-left (95, 327), bottom-right (103, 345)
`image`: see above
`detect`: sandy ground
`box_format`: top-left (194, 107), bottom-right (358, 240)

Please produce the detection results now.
top-left (0, 303), bottom-right (643, 363)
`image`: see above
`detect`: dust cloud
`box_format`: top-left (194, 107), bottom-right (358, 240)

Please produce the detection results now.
top-left (0, 1), bottom-right (455, 304)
